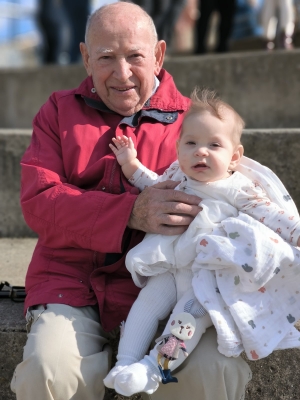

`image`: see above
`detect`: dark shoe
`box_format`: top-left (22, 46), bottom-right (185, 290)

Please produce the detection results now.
top-left (159, 367), bottom-right (178, 384)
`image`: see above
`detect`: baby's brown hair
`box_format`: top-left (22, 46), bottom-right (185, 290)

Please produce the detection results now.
top-left (182, 87), bottom-right (245, 146)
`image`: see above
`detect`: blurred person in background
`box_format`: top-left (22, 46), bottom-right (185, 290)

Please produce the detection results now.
top-left (194, 0), bottom-right (236, 54)
top-left (129, 0), bottom-right (187, 47)
top-left (37, 0), bottom-right (90, 64)
top-left (261, 0), bottom-right (295, 49)
top-left (173, 0), bottom-right (199, 53)
top-left (231, 0), bottom-right (263, 41)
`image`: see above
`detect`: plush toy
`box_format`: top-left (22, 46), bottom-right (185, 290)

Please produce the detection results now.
top-left (155, 312), bottom-right (196, 384)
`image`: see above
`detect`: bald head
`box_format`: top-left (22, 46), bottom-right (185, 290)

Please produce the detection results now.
top-left (85, 2), bottom-right (158, 48)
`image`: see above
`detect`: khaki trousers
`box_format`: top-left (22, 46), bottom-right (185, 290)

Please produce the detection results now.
top-left (142, 326), bottom-right (252, 400)
top-left (11, 304), bottom-right (252, 400)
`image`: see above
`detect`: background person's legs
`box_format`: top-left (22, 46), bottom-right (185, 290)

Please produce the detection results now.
top-left (194, 0), bottom-right (216, 54)
top-left (142, 326), bottom-right (252, 400)
top-left (216, 0), bottom-right (236, 52)
top-left (11, 304), bottom-right (111, 400)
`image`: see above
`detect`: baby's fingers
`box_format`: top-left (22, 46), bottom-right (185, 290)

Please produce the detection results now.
top-left (112, 137), bottom-right (126, 149)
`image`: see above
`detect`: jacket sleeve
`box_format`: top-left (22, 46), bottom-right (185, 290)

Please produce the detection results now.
top-left (20, 95), bottom-right (138, 253)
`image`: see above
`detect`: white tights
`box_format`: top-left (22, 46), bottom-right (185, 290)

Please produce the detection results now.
top-left (104, 272), bottom-right (212, 396)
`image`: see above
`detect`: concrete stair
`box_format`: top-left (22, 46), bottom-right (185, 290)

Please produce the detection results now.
top-left (1, 50), bottom-right (300, 399)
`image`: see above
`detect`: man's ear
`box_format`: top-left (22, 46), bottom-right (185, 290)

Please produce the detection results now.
top-left (154, 40), bottom-right (166, 76)
top-left (80, 42), bottom-right (92, 76)
top-left (229, 144), bottom-right (244, 170)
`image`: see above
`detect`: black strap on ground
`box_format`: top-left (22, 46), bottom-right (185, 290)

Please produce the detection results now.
top-left (0, 281), bottom-right (26, 302)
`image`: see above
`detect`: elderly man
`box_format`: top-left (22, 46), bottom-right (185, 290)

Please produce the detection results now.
top-left (11, 2), bottom-right (251, 400)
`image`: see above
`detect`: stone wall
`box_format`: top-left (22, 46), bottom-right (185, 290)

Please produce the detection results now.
top-left (0, 50), bottom-right (300, 129)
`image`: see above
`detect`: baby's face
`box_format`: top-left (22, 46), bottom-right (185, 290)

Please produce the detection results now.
top-left (176, 109), bottom-right (242, 183)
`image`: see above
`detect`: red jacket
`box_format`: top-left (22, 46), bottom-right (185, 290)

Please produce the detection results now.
top-left (21, 69), bottom-right (190, 331)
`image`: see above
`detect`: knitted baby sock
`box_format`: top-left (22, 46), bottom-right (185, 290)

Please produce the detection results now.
top-left (103, 360), bottom-right (132, 389)
top-left (114, 357), bottom-right (161, 396)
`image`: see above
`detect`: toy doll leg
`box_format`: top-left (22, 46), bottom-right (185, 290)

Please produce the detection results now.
top-left (103, 272), bottom-right (176, 389)
top-left (141, 326), bottom-right (252, 400)
top-left (114, 288), bottom-right (212, 396)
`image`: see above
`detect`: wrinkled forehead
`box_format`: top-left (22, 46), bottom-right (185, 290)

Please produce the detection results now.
top-left (87, 10), bottom-right (155, 47)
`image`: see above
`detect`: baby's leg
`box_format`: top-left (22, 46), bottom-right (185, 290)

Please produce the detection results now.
top-left (114, 288), bottom-right (212, 396)
top-left (103, 272), bottom-right (176, 389)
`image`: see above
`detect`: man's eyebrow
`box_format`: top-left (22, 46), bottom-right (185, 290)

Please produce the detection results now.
top-left (95, 46), bottom-right (144, 54)
top-left (95, 48), bottom-right (114, 54)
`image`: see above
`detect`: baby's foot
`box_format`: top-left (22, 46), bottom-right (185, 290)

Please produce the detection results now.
top-left (103, 364), bottom-right (129, 389)
top-left (114, 358), bottom-right (161, 396)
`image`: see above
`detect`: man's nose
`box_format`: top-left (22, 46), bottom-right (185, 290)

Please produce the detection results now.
top-left (114, 58), bottom-right (132, 81)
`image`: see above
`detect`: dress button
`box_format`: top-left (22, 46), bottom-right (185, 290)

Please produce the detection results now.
top-left (102, 186), bottom-right (106, 191)
top-left (58, 294), bottom-right (63, 298)
top-left (91, 88), bottom-right (96, 93)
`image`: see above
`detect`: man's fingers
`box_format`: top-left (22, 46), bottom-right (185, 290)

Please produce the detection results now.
top-left (156, 224), bottom-right (189, 236)
top-left (152, 181), bottom-right (202, 206)
top-left (170, 201), bottom-right (202, 217)
top-left (160, 212), bottom-right (196, 226)
top-left (152, 180), bottom-right (180, 190)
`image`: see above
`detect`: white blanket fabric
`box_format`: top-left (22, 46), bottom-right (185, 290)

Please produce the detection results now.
top-left (126, 156), bottom-right (300, 359)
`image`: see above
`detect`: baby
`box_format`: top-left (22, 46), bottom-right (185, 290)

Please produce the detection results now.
top-left (104, 88), bottom-right (300, 396)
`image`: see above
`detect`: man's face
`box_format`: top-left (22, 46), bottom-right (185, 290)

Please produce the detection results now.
top-left (80, 17), bottom-right (165, 116)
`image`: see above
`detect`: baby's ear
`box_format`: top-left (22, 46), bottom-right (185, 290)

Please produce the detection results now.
top-left (230, 144), bottom-right (244, 170)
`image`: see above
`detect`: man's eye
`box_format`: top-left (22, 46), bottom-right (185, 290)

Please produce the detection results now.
top-left (129, 54), bottom-right (143, 62)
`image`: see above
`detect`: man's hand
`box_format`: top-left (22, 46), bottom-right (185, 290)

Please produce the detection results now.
top-left (128, 180), bottom-right (202, 235)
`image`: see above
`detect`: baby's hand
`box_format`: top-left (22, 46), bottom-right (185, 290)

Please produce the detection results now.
top-left (109, 135), bottom-right (137, 167)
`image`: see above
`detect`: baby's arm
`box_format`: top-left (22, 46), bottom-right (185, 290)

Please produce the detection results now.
top-left (109, 135), bottom-right (141, 179)
top-left (110, 136), bottom-right (182, 191)
top-left (236, 183), bottom-right (300, 247)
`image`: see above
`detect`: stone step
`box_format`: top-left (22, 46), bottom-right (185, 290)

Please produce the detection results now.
top-left (1, 238), bottom-right (300, 400)
top-left (1, 128), bottom-right (300, 237)
top-left (1, 49), bottom-right (300, 130)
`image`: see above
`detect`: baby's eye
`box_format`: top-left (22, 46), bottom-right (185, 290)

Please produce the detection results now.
top-left (178, 320), bottom-right (182, 324)
top-left (186, 141), bottom-right (195, 145)
top-left (210, 143), bottom-right (220, 147)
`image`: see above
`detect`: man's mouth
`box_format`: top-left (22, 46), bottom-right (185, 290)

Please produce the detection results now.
top-left (113, 86), bottom-right (135, 92)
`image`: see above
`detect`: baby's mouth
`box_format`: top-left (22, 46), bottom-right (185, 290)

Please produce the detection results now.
top-left (193, 162), bottom-right (207, 169)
